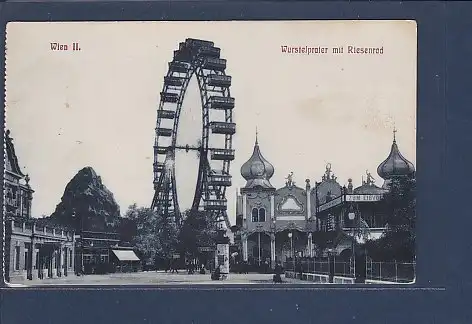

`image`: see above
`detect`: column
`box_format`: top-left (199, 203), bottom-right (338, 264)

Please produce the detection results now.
top-left (270, 194), bottom-right (275, 220)
top-left (31, 241), bottom-right (37, 280)
top-left (242, 233), bottom-right (248, 262)
top-left (306, 179), bottom-right (311, 220)
top-left (50, 250), bottom-right (56, 278)
top-left (270, 233), bottom-right (276, 269)
top-left (242, 194), bottom-right (247, 221)
top-left (308, 233), bottom-right (313, 258)
top-left (71, 238), bottom-right (76, 275)
top-left (59, 246), bottom-right (64, 277)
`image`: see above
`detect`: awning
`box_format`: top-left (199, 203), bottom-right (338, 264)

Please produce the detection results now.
top-left (112, 250), bottom-right (140, 261)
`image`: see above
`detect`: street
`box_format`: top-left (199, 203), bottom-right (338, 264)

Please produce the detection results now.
top-left (14, 271), bottom-right (312, 286)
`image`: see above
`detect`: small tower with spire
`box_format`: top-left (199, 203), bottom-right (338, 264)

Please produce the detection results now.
top-left (377, 127), bottom-right (415, 188)
top-left (240, 130), bottom-right (275, 192)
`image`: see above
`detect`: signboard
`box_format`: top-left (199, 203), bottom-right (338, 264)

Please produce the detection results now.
top-left (318, 196), bottom-right (343, 212)
top-left (215, 243), bottom-right (229, 274)
top-left (198, 246), bottom-right (215, 252)
top-left (172, 253), bottom-right (180, 259)
top-left (345, 194), bottom-right (382, 202)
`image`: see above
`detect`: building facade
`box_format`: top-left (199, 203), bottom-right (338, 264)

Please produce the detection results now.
top-left (75, 231), bottom-right (140, 274)
top-left (234, 130), bottom-right (415, 268)
top-left (4, 130), bottom-right (76, 282)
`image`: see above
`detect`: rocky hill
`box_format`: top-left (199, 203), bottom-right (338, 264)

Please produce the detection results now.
top-left (49, 166), bottom-right (121, 232)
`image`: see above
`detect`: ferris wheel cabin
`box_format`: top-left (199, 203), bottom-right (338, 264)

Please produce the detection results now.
top-left (160, 92), bottom-right (179, 103)
top-left (207, 74), bottom-right (232, 87)
top-left (203, 58), bottom-right (227, 71)
top-left (210, 121), bottom-right (236, 135)
top-left (157, 110), bottom-right (176, 119)
top-left (153, 162), bottom-right (165, 173)
top-left (198, 46), bottom-right (221, 59)
top-left (208, 172), bottom-right (232, 187)
top-left (208, 96), bottom-right (235, 110)
top-left (156, 128), bottom-right (173, 137)
top-left (211, 148), bottom-right (235, 161)
top-left (168, 61), bottom-right (188, 73)
top-left (154, 145), bottom-right (169, 155)
top-left (204, 198), bottom-right (228, 211)
top-left (185, 38), bottom-right (215, 48)
top-left (164, 76), bottom-right (185, 87)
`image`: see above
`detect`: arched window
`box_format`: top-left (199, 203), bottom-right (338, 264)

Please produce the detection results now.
top-left (252, 208), bottom-right (258, 222)
top-left (258, 208), bottom-right (266, 222)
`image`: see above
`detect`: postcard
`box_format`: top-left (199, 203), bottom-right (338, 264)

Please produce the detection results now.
top-left (4, 21), bottom-right (416, 286)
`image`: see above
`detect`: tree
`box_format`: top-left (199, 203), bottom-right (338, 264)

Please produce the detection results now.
top-left (178, 209), bottom-right (216, 258)
top-left (364, 176), bottom-right (416, 261)
top-left (123, 204), bottom-right (179, 264)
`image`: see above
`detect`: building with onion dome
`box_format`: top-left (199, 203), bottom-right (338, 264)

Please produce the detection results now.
top-left (234, 128), bottom-right (415, 269)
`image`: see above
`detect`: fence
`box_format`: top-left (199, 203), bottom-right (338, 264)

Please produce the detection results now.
top-left (284, 258), bottom-right (415, 283)
top-left (366, 261), bottom-right (415, 283)
top-left (284, 258), bottom-right (354, 278)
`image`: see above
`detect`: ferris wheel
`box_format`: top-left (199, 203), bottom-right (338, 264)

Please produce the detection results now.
top-left (151, 38), bottom-right (235, 230)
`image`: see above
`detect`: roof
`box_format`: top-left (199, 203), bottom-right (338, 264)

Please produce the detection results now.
top-left (5, 130), bottom-right (25, 177)
top-left (353, 183), bottom-right (387, 195)
top-left (240, 133), bottom-right (275, 190)
top-left (112, 249), bottom-right (140, 261)
top-left (377, 130), bottom-right (415, 179)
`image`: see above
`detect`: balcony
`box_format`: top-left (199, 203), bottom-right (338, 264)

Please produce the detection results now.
top-left (208, 96), bottom-right (235, 110)
top-left (211, 148), bottom-right (235, 161)
top-left (169, 61), bottom-right (188, 73)
top-left (164, 76), bottom-right (185, 87)
top-left (204, 198), bottom-right (228, 211)
top-left (156, 128), bottom-right (173, 137)
top-left (210, 121), bottom-right (236, 135)
top-left (207, 74), bottom-right (231, 87)
top-left (203, 58), bottom-right (227, 71)
top-left (157, 109), bottom-right (176, 119)
top-left (208, 173), bottom-right (232, 186)
top-left (160, 92), bottom-right (179, 103)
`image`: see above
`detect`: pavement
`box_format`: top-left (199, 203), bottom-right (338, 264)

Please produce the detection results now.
top-left (11, 271), bottom-right (311, 287)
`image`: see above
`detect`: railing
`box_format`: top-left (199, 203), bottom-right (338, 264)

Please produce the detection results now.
top-left (366, 261), bottom-right (415, 283)
top-left (284, 258), bottom-right (415, 283)
top-left (10, 220), bottom-right (74, 239)
top-left (286, 258), bottom-right (354, 277)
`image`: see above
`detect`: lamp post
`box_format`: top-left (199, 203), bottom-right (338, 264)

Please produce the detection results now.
top-left (288, 232), bottom-right (294, 271)
top-left (327, 247), bottom-right (334, 283)
top-left (348, 210), bottom-right (356, 280)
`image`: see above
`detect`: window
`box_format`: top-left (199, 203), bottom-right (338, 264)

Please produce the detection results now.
top-left (14, 246), bottom-right (20, 270)
top-left (69, 250), bottom-right (73, 267)
top-left (258, 208), bottom-right (266, 222)
top-left (252, 208), bottom-right (258, 222)
top-left (251, 208), bottom-right (267, 222)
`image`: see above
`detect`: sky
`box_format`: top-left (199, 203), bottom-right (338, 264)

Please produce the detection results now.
top-left (5, 21), bottom-right (417, 225)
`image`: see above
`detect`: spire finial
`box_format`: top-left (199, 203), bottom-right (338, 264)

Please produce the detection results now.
top-left (255, 127), bottom-right (258, 145)
top-left (393, 124), bottom-right (397, 143)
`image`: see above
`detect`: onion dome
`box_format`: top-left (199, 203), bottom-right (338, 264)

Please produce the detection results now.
top-left (377, 128), bottom-right (415, 180)
top-left (240, 132), bottom-right (275, 190)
